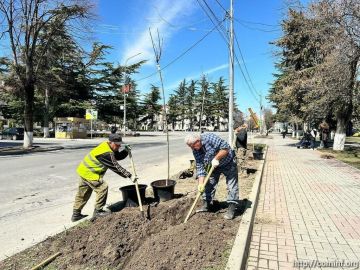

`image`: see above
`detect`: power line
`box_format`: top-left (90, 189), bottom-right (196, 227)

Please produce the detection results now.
top-left (234, 17), bottom-right (281, 33)
top-left (234, 18), bottom-right (279, 27)
top-left (135, 18), bottom-right (225, 83)
top-left (197, 0), bottom-right (260, 103)
top-left (214, 0), bottom-right (227, 13)
top-left (233, 31), bottom-right (260, 96)
top-left (196, 0), bottom-right (228, 42)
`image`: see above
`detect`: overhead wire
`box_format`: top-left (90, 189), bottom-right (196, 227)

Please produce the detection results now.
top-left (134, 18), bottom-right (225, 83)
top-left (233, 32), bottom-right (260, 96)
top-left (198, 0), bottom-right (260, 103)
top-left (234, 17), bottom-right (281, 33)
top-left (214, 0), bottom-right (227, 12)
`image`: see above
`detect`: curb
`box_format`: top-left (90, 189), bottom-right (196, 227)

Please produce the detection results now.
top-left (226, 146), bottom-right (268, 270)
top-left (0, 146), bottom-right (64, 156)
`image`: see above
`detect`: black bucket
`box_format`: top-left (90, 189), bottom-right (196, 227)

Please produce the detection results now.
top-left (151, 179), bottom-right (176, 202)
top-left (119, 184), bottom-right (147, 207)
top-left (253, 151), bottom-right (264, 160)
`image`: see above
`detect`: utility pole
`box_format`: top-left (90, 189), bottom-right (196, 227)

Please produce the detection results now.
top-left (259, 93), bottom-right (262, 134)
top-left (228, 0), bottom-right (234, 144)
top-left (123, 53), bottom-right (141, 137)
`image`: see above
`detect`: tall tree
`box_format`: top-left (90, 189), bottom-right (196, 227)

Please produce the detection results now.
top-left (0, 0), bottom-right (91, 147)
top-left (197, 75), bottom-right (212, 129)
top-left (210, 77), bottom-right (228, 130)
top-left (173, 80), bottom-right (187, 129)
top-left (309, 0), bottom-right (360, 150)
top-left (185, 80), bottom-right (197, 130)
top-left (168, 94), bottom-right (180, 130)
top-left (140, 85), bottom-right (162, 130)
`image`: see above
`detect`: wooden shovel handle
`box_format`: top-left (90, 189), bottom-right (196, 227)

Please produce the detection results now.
top-left (129, 151), bottom-right (144, 212)
top-left (184, 165), bottom-right (215, 223)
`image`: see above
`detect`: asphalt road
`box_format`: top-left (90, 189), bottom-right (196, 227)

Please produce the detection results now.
top-left (1, 131), bottom-right (224, 260)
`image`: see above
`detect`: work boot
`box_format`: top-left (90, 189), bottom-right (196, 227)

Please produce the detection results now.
top-left (196, 200), bottom-right (210, 213)
top-left (93, 208), bottom-right (111, 218)
top-left (224, 203), bottom-right (237, 220)
top-left (71, 209), bottom-right (87, 222)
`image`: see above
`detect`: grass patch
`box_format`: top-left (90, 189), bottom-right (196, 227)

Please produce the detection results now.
top-left (346, 136), bottom-right (360, 144)
top-left (318, 145), bottom-right (360, 170)
top-left (76, 219), bottom-right (92, 228)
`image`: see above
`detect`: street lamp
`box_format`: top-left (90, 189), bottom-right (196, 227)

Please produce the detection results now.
top-left (123, 52), bottom-right (141, 137)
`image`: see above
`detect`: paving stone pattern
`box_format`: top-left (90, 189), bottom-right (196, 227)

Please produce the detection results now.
top-left (246, 135), bottom-right (360, 270)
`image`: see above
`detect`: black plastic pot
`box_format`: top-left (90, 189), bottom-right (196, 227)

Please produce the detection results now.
top-left (253, 151), bottom-right (264, 160)
top-left (151, 179), bottom-right (176, 202)
top-left (119, 184), bottom-right (147, 207)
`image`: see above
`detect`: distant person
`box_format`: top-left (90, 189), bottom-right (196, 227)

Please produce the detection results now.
top-left (71, 134), bottom-right (135, 222)
top-left (281, 129), bottom-right (286, 139)
top-left (319, 121), bottom-right (330, 148)
top-left (185, 133), bottom-right (239, 220)
top-left (110, 126), bottom-right (117, 134)
top-left (297, 130), bottom-right (312, 149)
top-left (310, 128), bottom-right (317, 150)
top-left (235, 124), bottom-right (248, 159)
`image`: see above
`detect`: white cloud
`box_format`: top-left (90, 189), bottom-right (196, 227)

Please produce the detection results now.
top-left (121, 0), bottom-right (196, 65)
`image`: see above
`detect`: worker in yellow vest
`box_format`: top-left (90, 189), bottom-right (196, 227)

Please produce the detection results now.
top-left (71, 133), bottom-right (136, 222)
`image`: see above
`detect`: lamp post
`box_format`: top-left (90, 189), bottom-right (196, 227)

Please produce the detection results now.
top-left (123, 52), bottom-right (141, 137)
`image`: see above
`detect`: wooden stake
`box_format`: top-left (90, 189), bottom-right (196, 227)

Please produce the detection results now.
top-left (31, 252), bottom-right (62, 270)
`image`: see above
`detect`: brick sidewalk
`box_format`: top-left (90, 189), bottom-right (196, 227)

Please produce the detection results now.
top-left (246, 135), bottom-right (360, 270)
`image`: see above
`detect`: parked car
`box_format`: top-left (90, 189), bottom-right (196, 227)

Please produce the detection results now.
top-left (0, 127), bottom-right (24, 140)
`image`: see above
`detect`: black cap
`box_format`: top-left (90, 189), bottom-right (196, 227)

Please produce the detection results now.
top-left (109, 133), bottom-right (122, 144)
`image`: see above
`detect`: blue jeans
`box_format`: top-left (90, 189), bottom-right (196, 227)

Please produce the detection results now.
top-left (202, 158), bottom-right (239, 203)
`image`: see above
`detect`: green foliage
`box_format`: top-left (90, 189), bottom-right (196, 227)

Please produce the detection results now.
top-left (210, 77), bottom-right (229, 129)
top-left (139, 85), bottom-right (162, 129)
top-left (253, 143), bottom-right (266, 152)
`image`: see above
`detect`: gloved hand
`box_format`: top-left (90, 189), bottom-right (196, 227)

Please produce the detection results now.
top-left (131, 175), bottom-right (138, 183)
top-left (198, 183), bottom-right (205, 193)
top-left (211, 158), bottom-right (219, 168)
top-left (124, 144), bottom-right (132, 151)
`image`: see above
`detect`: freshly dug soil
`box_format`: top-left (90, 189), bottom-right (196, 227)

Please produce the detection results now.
top-left (1, 149), bottom-right (261, 270)
top-left (1, 197), bottom-right (238, 270)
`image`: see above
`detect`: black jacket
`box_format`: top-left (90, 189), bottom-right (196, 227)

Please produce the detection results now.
top-left (236, 129), bottom-right (247, 149)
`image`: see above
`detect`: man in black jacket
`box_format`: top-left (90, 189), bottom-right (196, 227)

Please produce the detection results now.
top-left (235, 124), bottom-right (248, 159)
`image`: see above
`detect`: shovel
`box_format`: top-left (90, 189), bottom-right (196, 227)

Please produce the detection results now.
top-left (128, 150), bottom-right (146, 220)
top-left (184, 165), bottom-right (215, 223)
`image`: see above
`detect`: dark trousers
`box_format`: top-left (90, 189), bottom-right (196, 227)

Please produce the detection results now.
top-left (73, 177), bottom-right (108, 211)
top-left (202, 159), bottom-right (239, 203)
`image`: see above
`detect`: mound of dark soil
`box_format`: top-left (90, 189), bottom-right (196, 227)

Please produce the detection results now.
top-left (1, 196), bottom-right (239, 270)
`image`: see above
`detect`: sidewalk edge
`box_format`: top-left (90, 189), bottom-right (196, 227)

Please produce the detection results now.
top-left (226, 146), bottom-right (268, 270)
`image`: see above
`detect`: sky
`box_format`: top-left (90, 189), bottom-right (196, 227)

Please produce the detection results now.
top-left (0, 0), bottom-right (298, 117)
top-left (91, 0), bottom-right (295, 117)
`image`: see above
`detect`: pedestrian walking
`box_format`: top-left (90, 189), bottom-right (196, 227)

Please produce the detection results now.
top-left (185, 133), bottom-right (239, 220)
top-left (281, 129), bottom-right (286, 139)
top-left (71, 133), bottom-right (136, 222)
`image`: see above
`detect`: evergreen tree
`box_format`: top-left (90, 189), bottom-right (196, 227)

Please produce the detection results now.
top-left (140, 85), bottom-right (162, 130)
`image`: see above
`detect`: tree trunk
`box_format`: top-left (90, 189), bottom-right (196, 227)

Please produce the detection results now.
top-left (333, 115), bottom-right (348, 150)
top-left (23, 82), bottom-right (34, 148)
top-left (333, 56), bottom-right (358, 151)
top-left (43, 87), bottom-right (50, 138)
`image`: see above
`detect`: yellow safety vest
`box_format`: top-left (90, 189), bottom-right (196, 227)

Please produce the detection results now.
top-left (76, 141), bottom-right (111, 181)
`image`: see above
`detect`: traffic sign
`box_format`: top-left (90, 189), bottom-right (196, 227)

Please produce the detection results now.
top-left (85, 109), bottom-right (98, 120)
